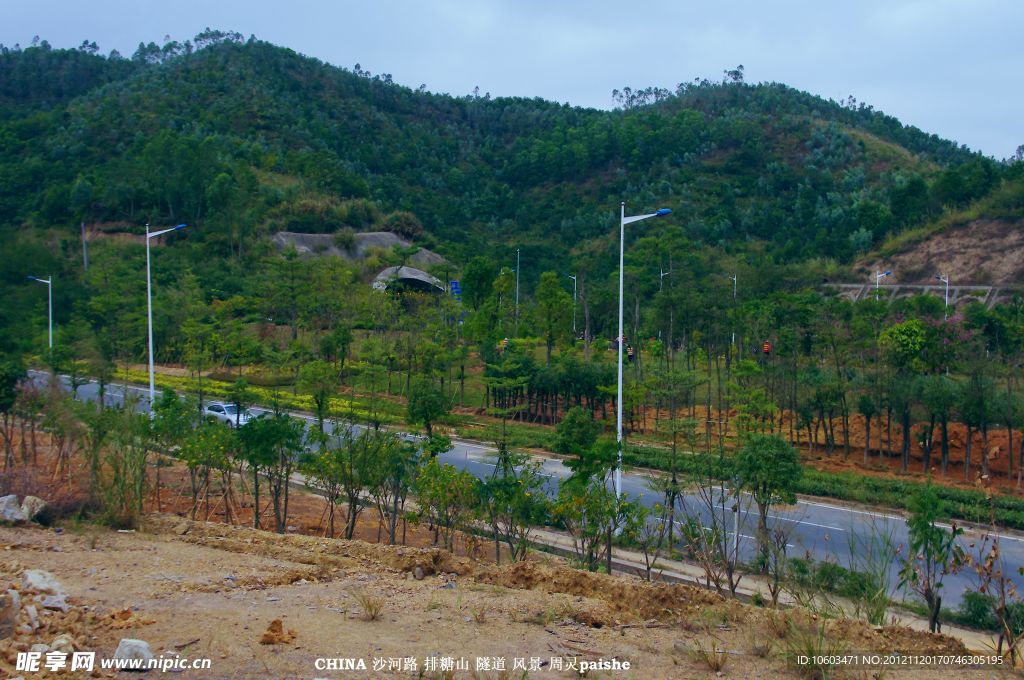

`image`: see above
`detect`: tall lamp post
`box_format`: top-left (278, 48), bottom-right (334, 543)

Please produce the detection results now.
top-left (146, 223), bottom-right (187, 405)
top-left (616, 203), bottom-right (671, 498)
top-left (874, 270), bottom-right (892, 301)
top-left (934, 274), bottom-right (949, 318)
top-left (27, 275), bottom-right (53, 350)
top-left (514, 248), bottom-right (520, 336)
top-left (566, 273), bottom-right (577, 335)
top-left (729, 273), bottom-right (737, 346)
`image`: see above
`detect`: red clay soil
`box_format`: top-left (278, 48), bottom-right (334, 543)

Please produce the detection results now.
top-left (463, 397), bottom-right (1024, 496)
top-left (1, 428), bottom-right (504, 562)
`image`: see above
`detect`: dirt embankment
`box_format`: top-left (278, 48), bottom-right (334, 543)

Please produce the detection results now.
top-left (1, 515), bottom-right (981, 679)
top-left (859, 218), bottom-right (1024, 285)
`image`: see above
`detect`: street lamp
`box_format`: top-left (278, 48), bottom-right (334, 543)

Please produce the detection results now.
top-left (729, 273), bottom-right (737, 346)
top-left (616, 203), bottom-right (671, 498)
top-left (874, 270), bottom-right (892, 301)
top-left (566, 274), bottom-right (577, 335)
top-left (934, 274), bottom-right (949, 318)
top-left (26, 275), bottom-right (53, 350)
top-left (146, 223), bottom-right (187, 405)
top-left (514, 248), bottom-right (520, 336)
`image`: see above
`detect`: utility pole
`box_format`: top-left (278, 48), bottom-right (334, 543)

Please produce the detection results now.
top-left (146, 222), bottom-right (188, 405)
top-left (730, 273), bottom-right (737, 347)
top-left (875, 270), bottom-right (892, 301)
top-left (566, 274), bottom-right (577, 336)
top-left (27, 276), bottom-right (52, 350)
top-left (81, 222), bottom-right (89, 272)
top-left (515, 248), bottom-right (520, 336)
top-left (616, 202), bottom-right (671, 499)
top-left (935, 274), bottom-right (949, 319)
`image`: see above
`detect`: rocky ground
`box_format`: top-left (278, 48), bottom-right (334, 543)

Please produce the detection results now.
top-left (0, 506), bottom-right (1009, 679)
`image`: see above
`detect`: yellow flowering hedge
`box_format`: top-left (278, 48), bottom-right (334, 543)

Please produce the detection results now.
top-left (118, 369), bottom-right (402, 424)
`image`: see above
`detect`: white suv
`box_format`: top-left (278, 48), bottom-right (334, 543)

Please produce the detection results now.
top-left (203, 402), bottom-right (256, 428)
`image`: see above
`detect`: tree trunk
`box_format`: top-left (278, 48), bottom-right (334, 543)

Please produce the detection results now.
top-left (757, 501), bottom-right (770, 573)
top-left (982, 426), bottom-right (990, 478)
top-left (922, 414), bottom-right (936, 473)
top-left (965, 426), bottom-right (973, 481)
top-left (940, 416), bottom-right (949, 475)
top-left (252, 468), bottom-right (261, 529)
top-left (863, 416), bottom-right (871, 463)
top-left (901, 408), bottom-right (911, 472)
top-left (928, 589), bottom-right (942, 634)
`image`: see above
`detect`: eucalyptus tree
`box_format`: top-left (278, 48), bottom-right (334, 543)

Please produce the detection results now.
top-left (554, 476), bottom-right (638, 573)
top-left (900, 484), bottom-right (965, 633)
top-left (734, 433), bottom-right (803, 570)
top-left (367, 433), bottom-right (420, 545)
top-left (0, 360), bottom-right (25, 472)
top-left (917, 375), bottom-right (958, 474)
top-left (237, 412), bottom-right (304, 532)
top-left (879, 319), bottom-right (928, 471)
top-left (415, 458), bottom-right (479, 550)
top-left (534, 271), bottom-right (572, 365)
top-left (297, 359), bottom-right (338, 434)
top-left (151, 388), bottom-right (198, 511)
top-left (180, 420), bottom-right (235, 521)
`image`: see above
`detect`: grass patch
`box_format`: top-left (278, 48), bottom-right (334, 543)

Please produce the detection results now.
top-left (350, 589), bottom-right (385, 621)
top-left (682, 631), bottom-right (729, 672)
top-left (784, 619), bottom-right (847, 679)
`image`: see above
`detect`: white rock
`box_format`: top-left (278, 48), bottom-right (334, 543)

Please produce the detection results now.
top-left (0, 495), bottom-right (26, 523)
top-left (20, 496), bottom-right (47, 522)
top-left (30, 643), bottom-right (50, 653)
top-left (41, 595), bottom-right (70, 612)
top-left (114, 638), bottom-right (154, 669)
top-left (6, 588), bottom-right (20, 613)
top-left (51, 635), bottom-right (74, 654)
top-left (24, 604), bottom-right (38, 629)
top-left (22, 570), bottom-right (64, 596)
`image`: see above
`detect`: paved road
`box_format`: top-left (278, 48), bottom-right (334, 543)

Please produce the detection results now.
top-left (32, 370), bottom-right (1024, 607)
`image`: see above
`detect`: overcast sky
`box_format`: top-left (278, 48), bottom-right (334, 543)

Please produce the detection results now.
top-left (3, 0), bottom-right (1021, 158)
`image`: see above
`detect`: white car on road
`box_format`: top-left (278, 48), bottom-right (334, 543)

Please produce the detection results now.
top-left (203, 402), bottom-right (257, 428)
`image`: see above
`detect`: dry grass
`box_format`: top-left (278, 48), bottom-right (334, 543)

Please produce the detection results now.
top-left (745, 625), bottom-right (774, 657)
top-left (784, 619), bottom-right (848, 680)
top-left (350, 589), bottom-right (384, 621)
top-left (766, 610), bottom-right (792, 639)
top-left (682, 630), bottom-right (730, 672)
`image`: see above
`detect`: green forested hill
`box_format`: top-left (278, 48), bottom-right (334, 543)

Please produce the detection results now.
top-left (0, 32), bottom-right (1020, 359)
top-left (1, 34), bottom-right (1003, 260)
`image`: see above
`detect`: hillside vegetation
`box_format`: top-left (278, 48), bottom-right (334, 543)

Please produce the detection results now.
top-left (2, 31), bottom-right (1020, 357)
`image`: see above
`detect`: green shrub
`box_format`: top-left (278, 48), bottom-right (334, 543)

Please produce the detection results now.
top-left (952, 591), bottom-right (998, 631)
top-left (334, 227), bottom-right (356, 252)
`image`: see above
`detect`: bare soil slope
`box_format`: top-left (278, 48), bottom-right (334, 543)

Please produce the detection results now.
top-left (859, 219), bottom-right (1024, 285)
top-left (0, 515), bottom-right (992, 679)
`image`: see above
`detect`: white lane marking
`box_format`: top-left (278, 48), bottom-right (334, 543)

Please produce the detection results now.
top-left (672, 520), bottom-right (793, 548)
top-left (798, 499), bottom-right (1024, 544)
top-left (797, 498), bottom-right (903, 522)
top-left (766, 513), bottom-right (845, 532)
